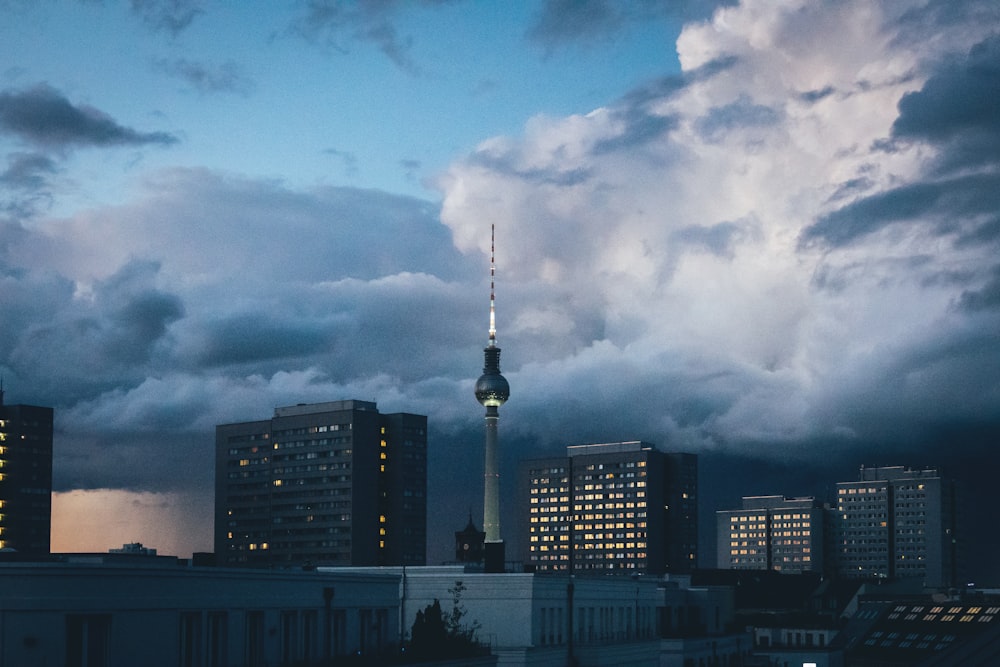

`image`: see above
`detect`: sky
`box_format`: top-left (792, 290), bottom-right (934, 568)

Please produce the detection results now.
top-left (1, 0), bottom-right (998, 582)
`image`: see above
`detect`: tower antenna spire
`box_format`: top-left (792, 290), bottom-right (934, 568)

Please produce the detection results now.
top-left (475, 223), bottom-right (510, 572)
top-left (489, 223), bottom-right (496, 345)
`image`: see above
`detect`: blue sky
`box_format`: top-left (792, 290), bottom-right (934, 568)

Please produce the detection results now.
top-left (2, 0), bottom-right (999, 580)
top-left (1, 1), bottom-right (683, 208)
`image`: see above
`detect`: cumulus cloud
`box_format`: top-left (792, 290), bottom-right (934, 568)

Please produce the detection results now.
top-left (0, 169), bottom-right (484, 498)
top-left (438, 0), bottom-right (1000, 466)
top-left (152, 58), bottom-right (255, 96)
top-left (0, 84), bottom-right (178, 149)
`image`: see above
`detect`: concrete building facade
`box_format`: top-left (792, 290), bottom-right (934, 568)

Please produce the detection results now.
top-left (835, 465), bottom-right (957, 587)
top-left (0, 397), bottom-right (53, 555)
top-left (716, 495), bottom-right (825, 574)
top-left (520, 442), bottom-right (697, 574)
top-left (332, 565), bottom-right (751, 667)
top-left (0, 558), bottom-right (401, 667)
top-left (215, 400), bottom-right (427, 568)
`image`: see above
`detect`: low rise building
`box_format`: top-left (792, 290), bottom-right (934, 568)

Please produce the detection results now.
top-left (0, 556), bottom-right (401, 667)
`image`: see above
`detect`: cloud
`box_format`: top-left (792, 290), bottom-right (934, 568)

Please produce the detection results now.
top-left (0, 152), bottom-right (57, 218)
top-left (152, 58), bottom-right (255, 96)
top-left (323, 147), bottom-right (359, 177)
top-left (0, 168), bottom-right (489, 523)
top-left (527, 0), bottom-right (726, 50)
top-left (130, 0), bottom-right (204, 36)
top-left (437, 0), bottom-right (1000, 469)
top-left (289, 0), bottom-right (457, 73)
top-left (4, 0), bottom-right (998, 576)
top-left (0, 152), bottom-right (57, 190)
top-left (0, 84), bottom-right (178, 149)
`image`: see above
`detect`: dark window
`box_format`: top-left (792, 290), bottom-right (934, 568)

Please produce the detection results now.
top-left (207, 612), bottom-right (227, 667)
top-left (66, 614), bottom-right (110, 667)
top-left (180, 612), bottom-right (202, 667)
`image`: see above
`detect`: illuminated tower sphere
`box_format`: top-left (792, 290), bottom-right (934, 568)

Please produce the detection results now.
top-left (475, 224), bottom-right (509, 573)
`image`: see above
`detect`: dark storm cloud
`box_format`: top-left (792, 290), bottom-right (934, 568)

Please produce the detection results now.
top-left (130, 0), bottom-right (204, 36)
top-left (959, 265), bottom-right (1000, 312)
top-left (100, 262), bottom-right (185, 364)
top-left (891, 34), bottom-right (1000, 174)
top-left (0, 85), bottom-right (178, 149)
top-left (193, 314), bottom-right (334, 368)
top-left (892, 37), bottom-right (1000, 142)
top-left (803, 167), bottom-right (1000, 249)
top-left (802, 34), bottom-right (1000, 251)
top-left (56, 431), bottom-right (211, 493)
top-left (811, 320), bottom-right (1000, 448)
top-left (4, 260), bottom-right (183, 400)
top-left (527, 0), bottom-right (727, 48)
top-left (152, 58), bottom-right (255, 96)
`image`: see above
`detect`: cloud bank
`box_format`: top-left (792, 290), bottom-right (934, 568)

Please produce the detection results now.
top-left (1, 0), bottom-right (998, 573)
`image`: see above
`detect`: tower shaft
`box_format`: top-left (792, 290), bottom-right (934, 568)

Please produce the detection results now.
top-left (483, 405), bottom-right (501, 542)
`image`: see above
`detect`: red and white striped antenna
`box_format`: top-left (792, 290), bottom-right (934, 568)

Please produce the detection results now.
top-left (488, 224), bottom-right (497, 345)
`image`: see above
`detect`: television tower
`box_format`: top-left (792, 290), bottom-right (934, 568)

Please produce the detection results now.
top-left (474, 224), bottom-right (510, 573)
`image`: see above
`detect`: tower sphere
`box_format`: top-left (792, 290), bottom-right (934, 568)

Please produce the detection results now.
top-left (475, 371), bottom-right (510, 407)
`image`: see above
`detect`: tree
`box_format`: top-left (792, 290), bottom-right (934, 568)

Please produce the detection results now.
top-left (407, 580), bottom-right (486, 661)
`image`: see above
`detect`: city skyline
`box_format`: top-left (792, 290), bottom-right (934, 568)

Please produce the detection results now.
top-left (0, 1), bottom-right (998, 583)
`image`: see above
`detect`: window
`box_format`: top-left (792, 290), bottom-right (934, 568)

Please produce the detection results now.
top-left (281, 611), bottom-right (299, 665)
top-left (180, 612), bottom-right (202, 667)
top-left (246, 611), bottom-right (265, 667)
top-left (66, 614), bottom-right (111, 667)
top-left (207, 612), bottom-right (227, 667)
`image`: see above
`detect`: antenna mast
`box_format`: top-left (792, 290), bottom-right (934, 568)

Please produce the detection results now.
top-left (489, 223), bottom-right (496, 345)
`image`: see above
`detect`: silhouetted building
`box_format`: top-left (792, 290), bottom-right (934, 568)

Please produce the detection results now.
top-left (0, 392), bottom-right (53, 555)
top-left (716, 495), bottom-right (826, 574)
top-left (835, 465), bottom-right (957, 587)
top-left (455, 513), bottom-right (485, 564)
top-left (520, 441), bottom-right (697, 574)
top-left (215, 400), bottom-right (426, 568)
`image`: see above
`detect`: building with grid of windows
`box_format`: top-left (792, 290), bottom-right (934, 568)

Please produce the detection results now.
top-left (0, 393), bottom-right (53, 555)
top-left (835, 465), bottom-right (957, 587)
top-left (520, 441), bottom-right (697, 574)
top-left (215, 400), bottom-right (427, 568)
top-left (716, 496), bottom-right (825, 574)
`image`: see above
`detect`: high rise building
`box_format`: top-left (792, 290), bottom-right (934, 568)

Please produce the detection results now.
top-left (716, 495), bottom-right (825, 574)
top-left (0, 391), bottom-right (53, 555)
top-left (520, 441), bottom-right (697, 574)
top-left (835, 465), bottom-right (957, 587)
top-left (474, 224), bottom-right (510, 573)
top-left (215, 400), bottom-right (427, 568)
